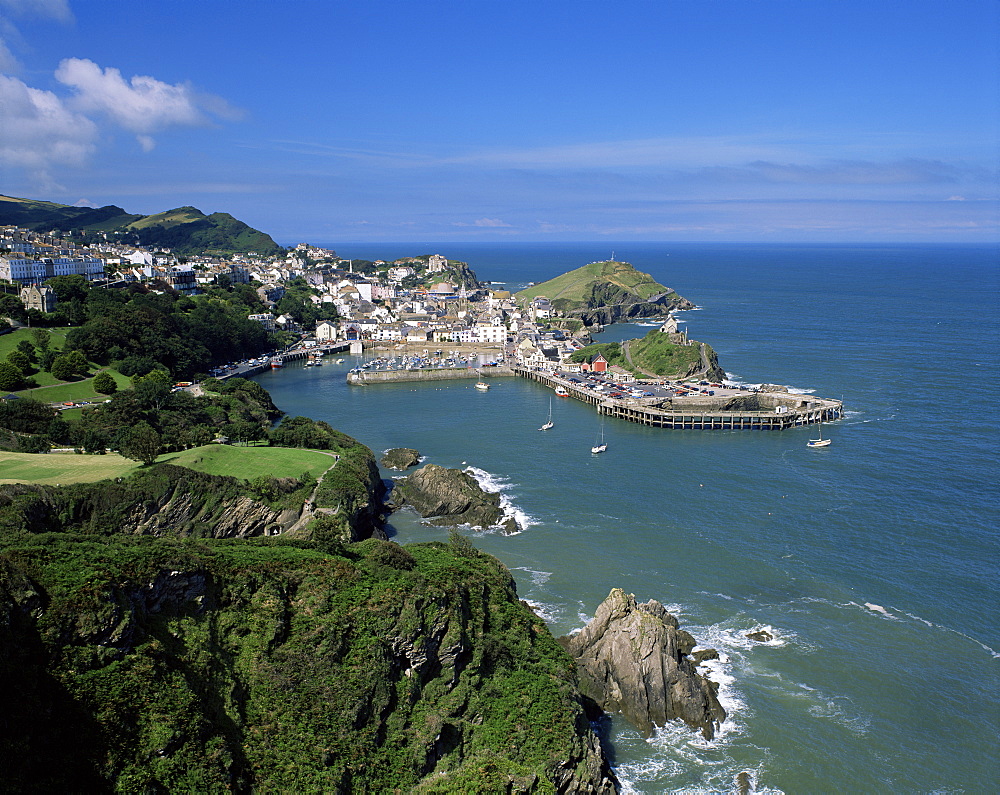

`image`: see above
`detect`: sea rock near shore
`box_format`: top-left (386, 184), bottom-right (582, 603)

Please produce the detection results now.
top-left (560, 588), bottom-right (727, 739)
top-left (381, 447), bottom-right (422, 470)
top-left (389, 464), bottom-right (519, 534)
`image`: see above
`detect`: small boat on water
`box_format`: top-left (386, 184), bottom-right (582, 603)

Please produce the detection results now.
top-left (475, 381), bottom-right (490, 391)
top-left (591, 423), bottom-right (607, 454)
top-left (554, 386), bottom-right (569, 397)
top-left (270, 356), bottom-right (284, 369)
top-left (539, 398), bottom-right (554, 431)
top-left (807, 424), bottom-right (831, 448)
top-left (336, 358), bottom-right (344, 364)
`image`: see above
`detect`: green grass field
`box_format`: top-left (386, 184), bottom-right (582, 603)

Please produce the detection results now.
top-left (20, 369), bottom-right (130, 403)
top-left (158, 445), bottom-right (336, 481)
top-left (515, 260), bottom-right (668, 306)
top-left (1, 327), bottom-right (129, 398)
top-left (0, 450), bottom-right (140, 484)
top-left (0, 444), bottom-right (337, 486)
top-left (0, 327), bottom-right (72, 359)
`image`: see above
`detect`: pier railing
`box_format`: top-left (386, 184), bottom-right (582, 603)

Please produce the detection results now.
top-left (513, 366), bottom-right (842, 430)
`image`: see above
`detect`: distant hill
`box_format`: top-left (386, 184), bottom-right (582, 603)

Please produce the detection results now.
top-left (0, 195), bottom-right (283, 256)
top-left (516, 260), bottom-right (695, 325)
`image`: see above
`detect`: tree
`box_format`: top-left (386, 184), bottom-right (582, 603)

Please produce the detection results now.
top-left (6, 350), bottom-right (31, 373)
top-left (0, 361), bottom-right (25, 391)
top-left (16, 340), bottom-right (36, 361)
top-left (31, 329), bottom-right (51, 351)
top-left (49, 354), bottom-right (77, 381)
top-left (92, 371), bottom-right (118, 395)
top-left (117, 421), bottom-right (161, 465)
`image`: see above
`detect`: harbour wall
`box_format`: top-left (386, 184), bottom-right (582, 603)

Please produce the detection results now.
top-left (347, 366), bottom-right (515, 385)
top-left (514, 367), bottom-right (843, 430)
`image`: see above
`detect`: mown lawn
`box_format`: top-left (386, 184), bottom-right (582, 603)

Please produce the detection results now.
top-left (16, 369), bottom-right (130, 404)
top-left (0, 444), bottom-right (337, 486)
top-left (0, 327), bottom-right (72, 359)
top-left (158, 445), bottom-right (337, 480)
top-left (0, 450), bottom-right (140, 484)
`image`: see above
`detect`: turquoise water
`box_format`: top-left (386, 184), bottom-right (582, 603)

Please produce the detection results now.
top-left (256, 243), bottom-right (999, 793)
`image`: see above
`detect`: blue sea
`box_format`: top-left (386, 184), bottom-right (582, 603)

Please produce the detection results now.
top-left (255, 243), bottom-right (999, 793)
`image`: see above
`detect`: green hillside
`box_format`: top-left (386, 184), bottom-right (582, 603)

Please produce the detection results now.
top-left (516, 260), bottom-right (676, 309)
top-left (0, 195), bottom-right (282, 256)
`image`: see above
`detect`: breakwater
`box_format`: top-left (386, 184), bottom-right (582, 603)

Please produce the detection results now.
top-left (514, 366), bottom-right (842, 429)
top-left (347, 366), bottom-right (515, 385)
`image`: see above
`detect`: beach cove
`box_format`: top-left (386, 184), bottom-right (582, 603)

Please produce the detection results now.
top-left (254, 242), bottom-right (999, 793)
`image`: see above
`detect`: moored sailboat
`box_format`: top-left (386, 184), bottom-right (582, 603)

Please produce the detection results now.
top-left (539, 398), bottom-right (554, 431)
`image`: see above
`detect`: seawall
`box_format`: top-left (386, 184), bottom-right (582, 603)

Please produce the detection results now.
top-left (347, 366), bottom-right (515, 385)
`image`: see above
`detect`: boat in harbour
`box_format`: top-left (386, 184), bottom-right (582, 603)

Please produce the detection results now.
top-left (475, 381), bottom-right (490, 391)
top-left (591, 422), bottom-right (607, 454)
top-left (539, 398), bottom-right (554, 431)
top-left (554, 385), bottom-right (569, 397)
top-left (807, 424), bottom-right (831, 448)
top-left (270, 356), bottom-right (284, 369)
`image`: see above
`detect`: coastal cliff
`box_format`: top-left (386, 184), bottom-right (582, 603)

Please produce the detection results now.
top-left (0, 534), bottom-right (617, 792)
top-left (561, 589), bottom-right (726, 740)
top-left (516, 260), bottom-right (695, 328)
top-left (0, 456), bottom-right (385, 545)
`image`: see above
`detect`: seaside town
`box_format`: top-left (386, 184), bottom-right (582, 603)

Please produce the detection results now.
top-left (1, 223), bottom-right (603, 371)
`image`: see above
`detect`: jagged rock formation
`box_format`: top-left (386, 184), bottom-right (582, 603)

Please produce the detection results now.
top-left (571, 292), bottom-right (696, 328)
top-left (560, 588), bottom-right (726, 740)
top-left (0, 535), bottom-right (617, 792)
top-left (381, 447), bottom-right (422, 470)
top-left (389, 463), bottom-right (519, 534)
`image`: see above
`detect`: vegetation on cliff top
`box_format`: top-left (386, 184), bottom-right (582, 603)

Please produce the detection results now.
top-left (515, 260), bottom-right (681, 310)
top-left (0, 532), bottom-right (611, 792)
top-left (571, 328), bottom-right (706, 379)
top-left (0, 195), bottom-right (282, 256)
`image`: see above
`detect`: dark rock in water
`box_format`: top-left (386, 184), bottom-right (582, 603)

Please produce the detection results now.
top-left (745, 629), bottom-right (773, 643)
top-left (737, 770), bottom-right (754, 794)
top-left (388, 463), bottom-right (518, 533)
top-left (690, 648), bottom-right (720, 665)
top-left (380, 447), bottom-right (421, 470)
top-left (560, 588), bottom-right (727, 740)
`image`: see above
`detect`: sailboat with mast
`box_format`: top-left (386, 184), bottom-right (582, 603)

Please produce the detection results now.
top-left (807, 422), bottom-right (831, 448)
top-left (591, 421), bottom-right (607, 454)
top-left (539, 398), bottom-right (554, 431)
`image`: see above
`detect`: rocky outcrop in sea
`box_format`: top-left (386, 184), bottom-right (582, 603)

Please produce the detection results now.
top-left (388, 464), bottom-right (519, 534)
top-left (380, 447), bottom-right (422, 470)
top-left (560, 588), bottom-right (727, 740)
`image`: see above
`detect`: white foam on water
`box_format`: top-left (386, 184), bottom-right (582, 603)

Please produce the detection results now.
top-left (522, 598), bottom-right (561, 623)
top-left (462, 465), bottom-right (539, 532)
top-left (510, 565), bottom-right (552, 587)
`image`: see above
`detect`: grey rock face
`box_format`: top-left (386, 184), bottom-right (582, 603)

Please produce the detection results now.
top-left (380, 448), bottom-right (422, 470)
top-left (560, 588), bottom-right (726, 739)
top-left (389, 464), bottom-right (518, 533)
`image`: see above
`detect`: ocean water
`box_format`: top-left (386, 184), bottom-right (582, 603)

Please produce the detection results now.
top-left (255, 243), bottom-right (1000, 793)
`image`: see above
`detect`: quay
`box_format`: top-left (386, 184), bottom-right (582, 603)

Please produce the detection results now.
top-left (513, 366), bottom-right (842, 430)
top-left (347, 365), bottom-right (515, 385)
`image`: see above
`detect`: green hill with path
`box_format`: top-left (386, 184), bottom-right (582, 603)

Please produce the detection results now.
top-left (516, 260), bottom-right (694, 325)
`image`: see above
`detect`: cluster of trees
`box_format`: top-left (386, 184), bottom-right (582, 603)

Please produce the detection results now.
top-left (0, 375), bottom-right (281, 461)
top-left (0, 328), bottom-right (94, 391)
top-left (19, 276), bottom-right (276, 378)
top-left (272, 276), bottom-right (338, 331)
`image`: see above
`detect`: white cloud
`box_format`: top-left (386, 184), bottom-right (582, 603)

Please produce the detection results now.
top-left (0, 72), bottom-right (96, 173)
top-left (54, 57), bottom-right (242, 149)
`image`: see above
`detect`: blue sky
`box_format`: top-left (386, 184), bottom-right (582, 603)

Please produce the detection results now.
top-left (1, 0), bottom-right (997, 245)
